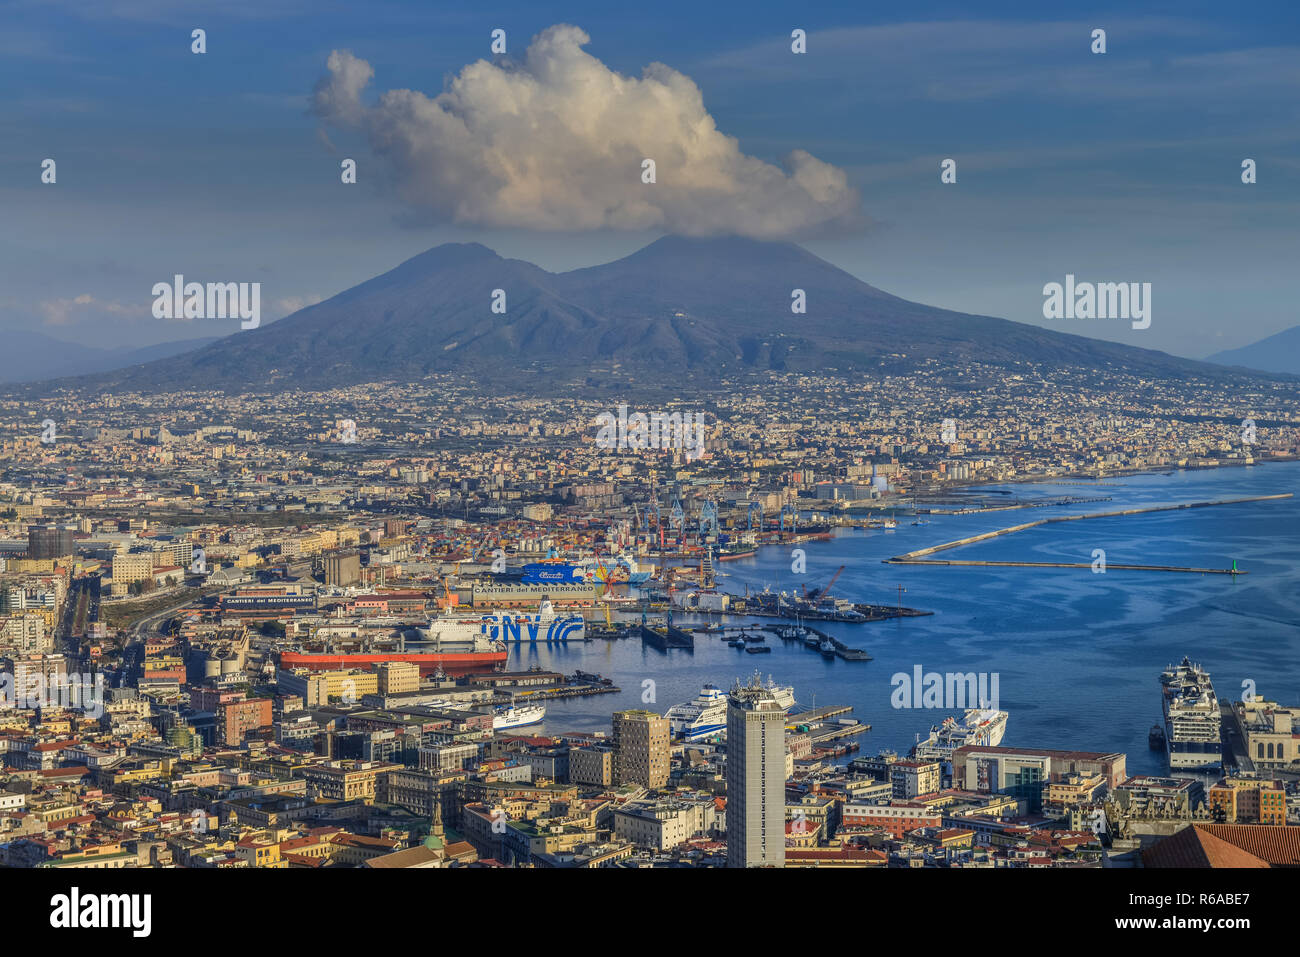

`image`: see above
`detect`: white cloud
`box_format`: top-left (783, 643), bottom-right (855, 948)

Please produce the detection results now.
top-left (274, 294), bottom-right (324, 317)
top-left (40, 294), bottom-right (134, 325)
top-left (311, 25), bottom-right (863, 239)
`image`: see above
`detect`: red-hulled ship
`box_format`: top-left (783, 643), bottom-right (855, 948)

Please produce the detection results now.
top-left (277, 614), bottom-right (508, 677)
top-left (278, 645), bottom-right (506, 676)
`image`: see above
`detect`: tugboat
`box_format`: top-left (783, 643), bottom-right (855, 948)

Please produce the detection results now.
top-left (1148, 723), bottom-right (1166, 750)
top-left (819, 638), bottom-right (837, 659)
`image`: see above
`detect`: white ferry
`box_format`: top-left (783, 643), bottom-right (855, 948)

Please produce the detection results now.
top-left (911, 708), bottom-right (1009, 763)
top-left (666, 677), bottom-right (795, 741)
top-left (493, 704), bottom-right (546, 730)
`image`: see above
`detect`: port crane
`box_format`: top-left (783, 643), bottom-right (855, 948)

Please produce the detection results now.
top-left (747, 501), bottom-right (762, 531)
top-left (780, 504), bottom-right (798, 536)
top-left (805, 564), bottom-right (846, 602)
top-left (453, 531), bottom-right (497, 576)
top-left (700, 500), bottom-right (719, 540)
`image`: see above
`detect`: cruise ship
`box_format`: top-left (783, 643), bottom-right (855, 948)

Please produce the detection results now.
top-left (666, 677), bottom-right (795, 741)
top-left (1161, 657), bottom-right (1223, 770)
top-left (911, 708), bottom-right (1008, 764)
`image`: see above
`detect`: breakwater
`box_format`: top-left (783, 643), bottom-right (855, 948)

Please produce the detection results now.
top-left (885, 493), bottom-right (1292, 572)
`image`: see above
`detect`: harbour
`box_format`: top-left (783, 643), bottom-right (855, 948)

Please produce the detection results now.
top-left (504, 465), bottom-right (1300, 779)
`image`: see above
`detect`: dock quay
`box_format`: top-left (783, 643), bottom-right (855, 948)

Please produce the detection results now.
top-left (523, 683), bottom-right (621, 701)
top-left (587, 623), bottom-right (637, 640)
top-left (778, 626), bottom-right (873, 662)
top-left (809, 723), bottom-right (870, 746)
top-left (791, 704), bottom-right (854, 722)
top-left (786, 704), bottom-right (871, 756)
top-left (474, 670), bottom-right (621, 702)
top-left (724, 601), bottom-right (930, 623)
top-left (917, 494), bottom-right (1113, 516)
top-left (853, 602), bottom-right (933, 620)
top-left (805, 626), bottom-right (873, 662)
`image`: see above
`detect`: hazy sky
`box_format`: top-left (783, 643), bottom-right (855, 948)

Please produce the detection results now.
top-left (2, 0), bottom-right (1298, 360)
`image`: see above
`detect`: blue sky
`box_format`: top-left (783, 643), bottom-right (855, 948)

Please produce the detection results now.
top-left (2, 0), bottom-right (1298, 360)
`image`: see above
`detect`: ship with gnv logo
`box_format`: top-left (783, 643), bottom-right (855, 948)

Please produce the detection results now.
top-left (277, 600), bottom-right (584, 676)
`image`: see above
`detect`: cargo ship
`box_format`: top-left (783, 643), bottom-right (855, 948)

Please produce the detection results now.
top-left (277, 638), bottom-right (506, 677)
top-left (1161, 657), bottom-right (1222, 771)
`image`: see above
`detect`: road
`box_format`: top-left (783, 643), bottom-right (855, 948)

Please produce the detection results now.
top-left (116, 584), bottom-right (237, 687)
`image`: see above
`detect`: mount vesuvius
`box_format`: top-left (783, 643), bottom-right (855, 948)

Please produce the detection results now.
top-left (44, 236), bottom-right (1283, 394)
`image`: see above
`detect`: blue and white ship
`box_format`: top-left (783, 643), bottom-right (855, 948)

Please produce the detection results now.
top-left (493, 704), bottom-right (546, 730)
top-left (666, 679), bottom-right (794, 741)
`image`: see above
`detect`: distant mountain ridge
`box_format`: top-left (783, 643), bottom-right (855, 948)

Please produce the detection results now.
top-left (22, 236), bottom-right (1294, 393)
top-left (1207, 324), bottom-right (1300, 376)
top-left (0, 331), bottom-right (224, 385)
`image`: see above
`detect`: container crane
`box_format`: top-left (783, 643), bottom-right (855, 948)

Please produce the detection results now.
top-left (780, 504), bottom-right (798, 537)
top-left (700, 500), bottom-right (719, 540)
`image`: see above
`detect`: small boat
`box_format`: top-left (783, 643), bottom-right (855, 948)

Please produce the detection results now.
top-left (1148, 723), bottom-right (1166, 750)
top-left (728, 638), bottom-right (746, 648)
top-left (745, 645), bottom-right (771, 654)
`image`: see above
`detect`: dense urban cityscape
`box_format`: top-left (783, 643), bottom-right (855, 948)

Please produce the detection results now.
top-left (7, 0), bottom-right (1300, 938)
top-left (0, 367), bottom-right (1295, 871)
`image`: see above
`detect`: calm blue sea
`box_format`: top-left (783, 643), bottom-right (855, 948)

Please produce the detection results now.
top-left (506, 462), bottom-right (1300, 776)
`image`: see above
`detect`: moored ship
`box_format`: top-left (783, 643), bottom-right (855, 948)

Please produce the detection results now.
top-left (277, 611), bottom-right (533, 676)
top-left (666, 677), bottom-right (795, 741)
top-left (492, 704), bottom-right (546, 730)
top-left (1161, 657), bottom-right (1223, 771)
top-left (911, 708), bottom-right (1009, 764)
